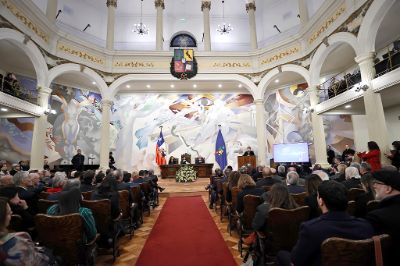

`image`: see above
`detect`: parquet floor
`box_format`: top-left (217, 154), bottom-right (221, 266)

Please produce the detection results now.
top-left (96, 191), bottom-right (242, 265)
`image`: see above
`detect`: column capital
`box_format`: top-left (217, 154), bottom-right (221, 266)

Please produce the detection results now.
top-left (38, 86), bottom-right (52, 95)
top-left (246, 2), bottom-right (256, 12)
top-left (106, 0), bottom-right (117, 8)
top-left (254, 99), bottom-right (264, 105)
top-left (155, 0), bottom-right (165, 9)
top-left (201, 1), bottom-right (211, 11)
top-left (355, 52), bottom-right (375, 65)
top-left (101, 99), bottom-right (113, 108)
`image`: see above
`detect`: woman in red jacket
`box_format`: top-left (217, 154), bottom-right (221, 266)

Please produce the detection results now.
top-left (357, 141), bottom-right (381, 172)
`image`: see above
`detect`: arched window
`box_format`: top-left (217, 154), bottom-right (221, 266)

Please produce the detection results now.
top-left (170, 33), bottom-right (197, 48)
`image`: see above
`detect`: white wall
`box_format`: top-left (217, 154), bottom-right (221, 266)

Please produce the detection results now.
top-left (351, 115), bottom-right (369, 152)
top-left (385, 105), bottom-right (400, 143)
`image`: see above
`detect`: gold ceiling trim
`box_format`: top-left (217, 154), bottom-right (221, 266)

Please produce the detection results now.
top-left (57, 42), bottom-right (105, 65)
top-left (260, 46), bottom-right (301, 66)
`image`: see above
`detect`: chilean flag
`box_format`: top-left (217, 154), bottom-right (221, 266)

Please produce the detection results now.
top-left (156, 129), bottom-right (166, 166)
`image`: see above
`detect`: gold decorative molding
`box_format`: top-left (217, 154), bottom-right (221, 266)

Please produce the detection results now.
top-left (106, 0), bottom-right (117, 8)
top-left (308, 4), bottom-right (346, 44)
top-left (57, 43), bottom-right (105, 65)
top-left (246, 3), bottom-right (256, 12)
top-left (212, 62), bottom-right (251, 68)
top-left (201, 1), bottom-right (211, 11)
top-left (155, 0), bottom-right (165, 9)
top-left (113, 60), bottom-right (155, 68)
top-left (0, 0), bottom-right (49, 43)
top-left (260, 46), bottom-right (300, 65)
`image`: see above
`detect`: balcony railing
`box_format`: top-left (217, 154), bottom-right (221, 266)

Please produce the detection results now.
top-left (0, 74), bottom-right (38, 104)
top-left (317, 70), bottom-right (362, 102)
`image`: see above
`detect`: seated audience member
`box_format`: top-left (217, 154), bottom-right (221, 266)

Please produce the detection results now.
top-left (226, 171), bottom-right (240, 202)
top-left (385, 141), bottom-right (400, 170)
top-left (286, 171), bottom-right (305, 194)
top-left (366, 170), bottom-right (400, 266)
top-left (330, 163), bottom-right (347, 182)
top-left (354, 173), bottom-right (375, 218)
top-left (91, 174), bottom-right (121, 219)
top-left (359, 162), bottom-right (371, 176)
top-left (47, 188), bottom-right (97, 243)
top-left (114, 169), bottom-right (130, 191)
top-left (122, 171), bottom-right (131, 183)
top-left (236, 174), bottom-right (264, 213)
top-left (148, 169), bottom-right (164, 192)
top-left (349, 162), bottom-right (361, 173)
top-left (1, 163), bottom-right (9, 175)
top-left (304, 174), bottom-right (323, 219)
top-left (342, 166), bottom-right (361, 189)
top-left (0, 175), bottom-right (13, 187)
top-left (46, 172), bottom-right (67, 193)
top-left (256, 167), bottom-right (280, 187)
top-left (9, 164), bottom-right (21, 176)
top-left (29, 172), bottom-right (45, 194)
top-left (132, 170), bottom-right (146, 184)
top-left (0, 197), bottom-right (50, 265)
top-left (270, 167), bottom-right (283, 182)
top-left (252, 166), bottom-right (264, 182)
top-left (223, 167), bottom-right (232, 181)
top-left (277, 181), bottom-right (374, 266)
top-left (80, 170), bottom-right (95, 192)
top-left (357, 141), bottom-right (382, 172)
top-left (207, 168), bottom-right (224, 209)
top-left (277, 165), bottom-right (286, 179)
top-left (0, 186), bottom-right (35, 231)
top-left (312, 170), bottom-right (330, 181)
top-left (48, 179), bottom-right (81, 201)
top-left (13, 171), bottom-right (39, 213)
top-left (252, 183), bottom-right (298, 232)
top-left (94, 171), bottom-right (105, 186)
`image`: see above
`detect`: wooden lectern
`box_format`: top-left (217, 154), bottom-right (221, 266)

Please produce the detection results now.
top-left (238, 155), bottom-right (256, 168)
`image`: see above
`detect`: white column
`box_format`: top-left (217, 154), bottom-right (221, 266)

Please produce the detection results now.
top-left (298, 0), bottom-right (309, 25)
top-left (351, 115), bottom-right (369, 152)
top-left (99, 99), bottom-right (113, 170)
top-left (246, 2), bottom-right (258, 50)
top-left (30, 87), bottom-right (52, 170)
top-left (106, 0), bottom-right (117, 50)
top-left (355, 52), bottom-right (390, 162)
top-left (201, 1), bottom-right (211, 51)
top-left (309, 85), bottom-right (329, 167)
top-left (255, 99), bottom-right (267, 166)
top-left (155, 0), bottom-right (165, 51)
top-left (46, 0), bottom-right (58, 22)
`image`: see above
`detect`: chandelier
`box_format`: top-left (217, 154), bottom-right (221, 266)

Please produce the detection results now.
top-left (133, 0), bottom-right (148, 35)
top-left (217, 0), bottom-right (233, 34)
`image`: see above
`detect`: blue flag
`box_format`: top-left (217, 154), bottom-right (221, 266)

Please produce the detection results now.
top-left (215, 129), bottom-right (227, 170)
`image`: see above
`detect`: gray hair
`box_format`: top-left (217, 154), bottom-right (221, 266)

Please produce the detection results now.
top-left (360, 162), bottom-right (371, 173)
top-left (63, 178), bottom-right (81, 191)
top-left (313, 170), bottom-right (330, 181)
top-left (350, 162), bottom-right (361, 173)
top-left (277, 165), bottom-right (286, 174)
top-left (53, 172), bottom-right (67, 187)
top-left (13, 171), bottom-right (29, 186)
top-left (345, 166), bottom-right (360, 179)
top-left (286, 171), bottom-right (300, 185)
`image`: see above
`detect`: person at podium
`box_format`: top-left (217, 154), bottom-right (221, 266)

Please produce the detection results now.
top-left (195, 156), bottom-right (205, 164)
top-left (168, 156), bottom-right (178, 165)
top-left (243, 146), bottom-right (255, 156)
top-left (71, 149), bottom-right (85, 171)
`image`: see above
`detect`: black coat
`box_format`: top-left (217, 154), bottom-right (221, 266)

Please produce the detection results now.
top-left (236, 186), bottom-right (264, 213)
top-left (256, 177), bottom-right (279, 188)
top-left (71, 154), bottom-right (85, 170)
top-left (252, 202), bottom-right (270, 231)
top-left (291, 211), bottom-right (374, 266)
top-left (354, 191), bottom-right (374, 218)
top-left (304, 193), bottom-right (320, 219)
top-left (366, 194), bottom-right (400, 266)
top-left (243, 150), bottom-right (255, 156)
top-left (287, 185), bottom-right (305, 194)
top-left (342, 177), bottom-right (361, 190)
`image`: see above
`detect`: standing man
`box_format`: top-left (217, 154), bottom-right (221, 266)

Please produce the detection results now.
top-left (71, 149), bottom-right (85, 171)
top-left (109, 151), bottom-right (116, 170)
top-left (243, 146), bottom-right (255, 156)
top-left (327, 145), bottom-right (335, 165)
top-left (341, 144), bottom-right (355, 163)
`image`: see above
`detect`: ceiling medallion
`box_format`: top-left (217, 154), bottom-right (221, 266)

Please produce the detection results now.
top-left (133, 0), bottom-right (149, 35)
top-left (216, 0), bottom-right (233, 35)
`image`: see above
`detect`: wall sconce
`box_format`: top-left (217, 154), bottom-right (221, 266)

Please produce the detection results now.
top-left (354, 84), bottom-right (369, 92)
top-left (44, 108), bottom-right (57, 115)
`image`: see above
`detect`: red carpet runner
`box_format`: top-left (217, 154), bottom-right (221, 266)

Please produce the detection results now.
top-left (136, 196), bottom-right (237, 266)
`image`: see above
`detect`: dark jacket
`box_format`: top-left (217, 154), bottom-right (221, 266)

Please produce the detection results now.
top-left (116, 182), bottom-right (131, 191)
top-left (291, 211), bottom-right (374, 266)
top-left (91, 190), bottom-right (120, 219)
top-left (342, 177), bottom-right (361, 190)
top-left (252, 202), bottom-right (270, 231)
top-left (366, 194), bottom-right (400, 266)
top-left (304, 193), bottom-right (320, 219)
top-left (16, 187), bottom-right (38, 214)
top-left (287, 185), bottom-right (305, 194)
top-left (354, 191), bottom-right (374, 218)
top-left (243, 150), bottom-right (255, 156)
top-left (256, 177), bottom-right (279, 188)
top-left (80, 183), bottom-right (95, 193)
top-left (236, 186), bottom-right (264, 213)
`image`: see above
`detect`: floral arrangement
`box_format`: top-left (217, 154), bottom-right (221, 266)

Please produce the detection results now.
top-left (176, 165), bottom-right (197, 183)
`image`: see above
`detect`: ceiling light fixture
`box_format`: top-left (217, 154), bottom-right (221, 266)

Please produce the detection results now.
top-left (170, 84), bottom-right (175, 88)
top-left (133, 0), bottom-right (149, 35)
top-left (218, 84), bottom-right (222, 88)
top-left (126, 84), bottom-right (131, 88)
top-left (146, 84), bottom-right (151, 88)
top-left (216, 0), bottom-right (233, 35)
top-left (238, 84), bottom-right (242, 88)
top-left (275, 79), bottom-right (279, 83)
top-left (193, 84), bottom-right (197, 88)
top-left (345, 105), bottom-right (351, 109)
top-left (0, 107), bottom-right (8, 112)
top-left (92, 81), bottom-right (96, 85)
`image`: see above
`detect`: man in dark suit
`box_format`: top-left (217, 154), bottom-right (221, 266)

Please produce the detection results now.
top-left (13, 171), bottom-right (39, 214)
top-left (71, 149), bottom-right (85, 171)
top-left (366, 170), bottom-right (400, 266)
top-left (277, 180), bottom-right (374, 266)
top-left (327, 145), bottom-right (335, 164)
top-left (243, 146), bottom-right (255, 156)
top-left (256, 167), bottom-right (280, 187)
top-left (286, 171), bottom-right (305, 194)
top-left (341, 144), bottom-right (355, 162)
